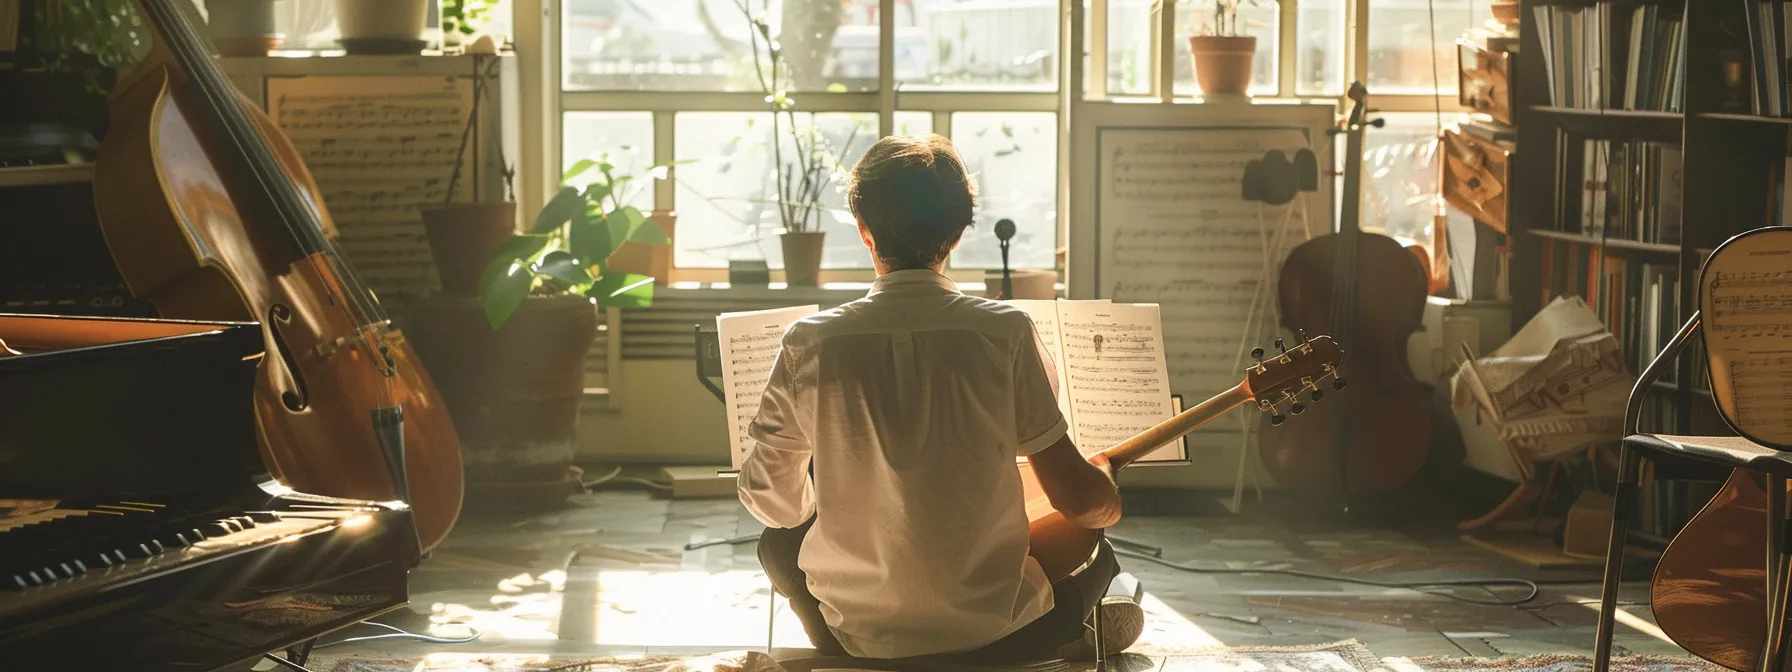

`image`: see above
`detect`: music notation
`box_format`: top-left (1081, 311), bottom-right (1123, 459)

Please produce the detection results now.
top-left (717, 305), bottom-right (819, 469)
top-left (267, 76), bottom-right (477, 303)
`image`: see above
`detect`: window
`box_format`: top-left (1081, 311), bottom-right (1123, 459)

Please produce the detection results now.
top-left (555, 0), bottom-right (1062, 279)
top-left (536, 0), bottom-right (1472, 280)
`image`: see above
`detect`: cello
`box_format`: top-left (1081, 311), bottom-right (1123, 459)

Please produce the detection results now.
top-left (1258, 83), bottom-right (1433, 501)
top-left (90, 0), bottom-right (464, 549)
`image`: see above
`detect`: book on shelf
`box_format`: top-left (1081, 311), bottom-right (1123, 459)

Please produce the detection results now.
top-left (1743, 0), bottom-right (1792, 116)
top-left (1533, 1), bottom-right (1685, 112)
top-left (1578, 139), bottom-right (1682, 245)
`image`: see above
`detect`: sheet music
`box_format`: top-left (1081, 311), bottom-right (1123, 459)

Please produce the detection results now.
top-left (1058, 301), bottom-right (1179, 462)
top-left (1707, 263), bottom-right (1792, 440)
top-left (717, 305), bottom-right (818, 469)
top-left (1007, 299), bottom-right (1083, 422)
top-left (1096, 127), bottom-right (1319, 403)
top-left (266, 76), bottom-right (476, 304)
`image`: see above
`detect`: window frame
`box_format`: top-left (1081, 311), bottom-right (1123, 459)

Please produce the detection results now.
top-left (513, 0), bottom-right (1467, 284)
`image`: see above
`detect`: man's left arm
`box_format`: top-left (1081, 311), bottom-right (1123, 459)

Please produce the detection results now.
top-left (738, 340), bottom-right (814, 528)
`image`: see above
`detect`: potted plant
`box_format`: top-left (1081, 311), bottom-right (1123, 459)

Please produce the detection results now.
top-left (332, 0), bottom-right (428, 54)
top-left (1187, 0), bottom-right (1260, 96)
top-left (441, 0), bottom-right (503, 50)
top-left (421, 56), bottom-right (513, 297)
top-left (405, 158), bottom-right (670, 513)
top-left (26, 0), bottom-right (150, 97)
top-left (737, 0), bottom-right (857, 286)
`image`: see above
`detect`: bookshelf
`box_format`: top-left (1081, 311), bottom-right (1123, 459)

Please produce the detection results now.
top-left (1508, 0), bottom-right (1787, 541)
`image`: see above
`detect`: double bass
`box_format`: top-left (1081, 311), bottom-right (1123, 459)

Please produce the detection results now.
top-left (1259, 83), bottom-right (1433, 501)
top-left (90, 0), bottom-right (464, 549)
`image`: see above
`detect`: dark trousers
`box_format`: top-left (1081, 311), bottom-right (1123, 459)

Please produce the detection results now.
top-left (758, 517), bottom-right (1120, 662)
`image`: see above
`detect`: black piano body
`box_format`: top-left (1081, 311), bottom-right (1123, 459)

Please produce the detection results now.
top-left (0, 313), bottom-right (417, 670)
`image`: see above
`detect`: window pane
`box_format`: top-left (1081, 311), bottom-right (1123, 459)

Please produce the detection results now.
top-left (673, 112), bottom-right (879, 269)
top-left (562, 112), bottom-right (656, 211)
top-left (1368, 0), bottom-right (1488, 95)
top-left (1296, 0), bottom-right (1347, 96)
top-left (898, 0), bottom-right (1058, 91)
top-left (1358, 113), bottom-right (1443, 247)
top-left (894, 111), bottom-right (934, 138)
top-left (948, 112), bottom-right (1056, 269)
top-left (1106, 0), bottom-right (1151, 95)
top-left (1173, 0), bottom-right (1279, 96)
top-left (562, 0), bottom-right (876, 92)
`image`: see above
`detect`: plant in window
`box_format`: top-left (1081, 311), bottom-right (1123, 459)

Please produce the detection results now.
top-left (26, 0), bottom-right (151, 95)
top-left (733, 0), bottom-right (859, 285)
top-left (477, 157), bottom-right (673, 329)
top-left (442, 0), bottom-right (504, 48)
top-left (1186, 0), bottom-right (1261, 95)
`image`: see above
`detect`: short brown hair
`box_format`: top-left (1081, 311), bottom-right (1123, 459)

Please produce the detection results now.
top-left (847, 134), bottom-right (977, 270)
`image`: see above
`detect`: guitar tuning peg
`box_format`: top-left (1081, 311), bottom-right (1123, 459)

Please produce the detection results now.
top-left (1310, 389), bottom-right (1324, 402)
top-left (1332, 378), bottom-right (1347, 390)
top-left (1269, 413), bottom-right (1287, 426)
top-left (1250, 347), bottom-right (1265, 361)
top-left (1290, 403), bottom-right (1306, 415)
top-left (1275, 338), bottom-right (1287, 353)
top-left (1296, 329), bottom-right (1307, 342)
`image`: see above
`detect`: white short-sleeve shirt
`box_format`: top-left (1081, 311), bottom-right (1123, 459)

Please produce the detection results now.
top-left (737, 269), bottom-right (1070, 659)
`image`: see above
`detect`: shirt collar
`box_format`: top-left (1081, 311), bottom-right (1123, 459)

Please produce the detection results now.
top-left (869, 269), bottom-right (961, 296)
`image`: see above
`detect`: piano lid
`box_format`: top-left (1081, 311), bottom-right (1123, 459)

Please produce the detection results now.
top-left (0, 313), bottom-right (270, 499)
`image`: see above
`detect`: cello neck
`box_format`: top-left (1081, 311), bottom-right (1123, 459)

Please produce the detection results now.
top-left (1337, 82), bottom-right (1370, 238)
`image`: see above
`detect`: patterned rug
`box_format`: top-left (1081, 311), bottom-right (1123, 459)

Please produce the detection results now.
top-left (327, 640), bottom-right (1383, 672)
top-left (1389, 653), bottom-right (1726, 672)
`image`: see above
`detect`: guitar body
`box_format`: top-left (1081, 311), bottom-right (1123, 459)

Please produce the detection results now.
top-left (1653, 469), bottom-right (1776, 672)
top-left (1019, 461), bottom-right (1106, 581)
top-left (93, 24), bottom-right (463, 549)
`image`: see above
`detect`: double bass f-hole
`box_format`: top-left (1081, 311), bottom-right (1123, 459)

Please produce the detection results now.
top-left (266, 304), bottom-right (309, 412)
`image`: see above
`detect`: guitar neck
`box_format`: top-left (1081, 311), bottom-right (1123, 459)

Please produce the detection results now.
top-left (1096, 382), bottom-right (1255, 470)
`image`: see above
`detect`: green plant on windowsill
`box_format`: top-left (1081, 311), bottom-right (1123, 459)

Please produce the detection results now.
top-left (477, 157), bottom-right (676, 329)
top-left (442, 0), bottom-right (504, 45)
top-left (27, 0), bottom-right (152, 94)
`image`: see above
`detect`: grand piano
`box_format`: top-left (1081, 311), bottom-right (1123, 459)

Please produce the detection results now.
top-left (0, 313), bottom-right (418, 670)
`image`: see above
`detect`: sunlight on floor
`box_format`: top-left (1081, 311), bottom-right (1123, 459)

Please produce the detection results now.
top-left (1569, 594), bottom-right (1674, 645)
top-left (584, 569), bottom-right (810, 647)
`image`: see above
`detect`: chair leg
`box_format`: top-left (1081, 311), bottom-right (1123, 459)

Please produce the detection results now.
top-left (1594, 444), bottom-right (1642, 672)
top-left (766, 579), bottom-right (776, 654)
top-left (1762, 476), bottom-right (1791, 672)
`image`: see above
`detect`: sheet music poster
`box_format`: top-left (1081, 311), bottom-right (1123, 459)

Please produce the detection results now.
top-left (1095, 126), bottom-right (1320, 410)
top-left (1704, 233), bottom-right (1792, 444)
top-left (266, 76), bottom-right (476, 305)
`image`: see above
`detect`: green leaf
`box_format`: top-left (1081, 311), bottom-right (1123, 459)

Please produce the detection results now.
top-left (478, 247), bottom-right (539, 330)
top-left (532, 187), bottom-right (585, 233)
top-left (570, 205), bottom-right (614, 268)
top-left (628, 217), bottom-right (671, 246)
top-left (536, 251), bottom-right (594, 291)
top-left (825, 82), bottom-right (847, 93)
top-left (563, 159), bottom-right (599, 182)
top-left (587, 273), bottom-right (655, 309)
top-left (607, 206), bottom-right (643, 257)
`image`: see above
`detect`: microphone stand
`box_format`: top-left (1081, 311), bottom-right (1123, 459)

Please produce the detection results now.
top-left (995, 219), bottom-right (1016, 300)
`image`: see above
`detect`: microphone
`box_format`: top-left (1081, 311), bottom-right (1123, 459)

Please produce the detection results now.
top-left (994, 219), bottom-right (1015, 301)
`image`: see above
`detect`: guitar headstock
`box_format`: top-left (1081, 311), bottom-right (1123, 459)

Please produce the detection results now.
top-left (1244, 333), bottom-right (1345, 426)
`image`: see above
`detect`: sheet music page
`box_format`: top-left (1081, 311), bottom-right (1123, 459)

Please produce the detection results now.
top-left (1706, 256), bottom-right (1792, 442)
top-left (1004, 299), bottom-right (1097, 424)
top-left (717, 305), bottom-right (819, 469)
top-left (1058, 301), bottom-right (1179, 461)
top-left (1096, 127), bottom-right (1318, 402)
top-left (266, 76), bottom-right (475, 304)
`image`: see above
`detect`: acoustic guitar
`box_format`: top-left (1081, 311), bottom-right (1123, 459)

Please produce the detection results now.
top-left (1023, 334), bottom-right (1344, 580)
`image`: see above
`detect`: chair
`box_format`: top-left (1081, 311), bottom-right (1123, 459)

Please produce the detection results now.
top-left (694, 325), bottom-right (1122, 668)
top-left (1592, 227), bottom-right (1792, 672)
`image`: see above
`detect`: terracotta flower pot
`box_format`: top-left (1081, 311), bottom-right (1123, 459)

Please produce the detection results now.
top-left (780, 231), bottom-right (826, 287)
top-left (333, 0), bottom-right (429, 54)
top-left (607, 210), bottom-right (676, 284)
top-left (405, 294), bottom-right (598, 513)
top-left (207, 0), bottom-right (283, 56)
top-left (1188, 35), bottom-right (1257, 96)
top-left (421, 202), bottom-right (517, 297)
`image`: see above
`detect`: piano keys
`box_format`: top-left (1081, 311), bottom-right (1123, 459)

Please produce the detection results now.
top-left (0, 313), bottom-right (418, 670)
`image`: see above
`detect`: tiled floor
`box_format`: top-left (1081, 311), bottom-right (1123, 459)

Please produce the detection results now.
top-left (299, 476), bottom-right (1689, 670)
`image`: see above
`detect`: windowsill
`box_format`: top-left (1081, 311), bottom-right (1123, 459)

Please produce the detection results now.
top-left (661, 280), bottom-right (1066, 298)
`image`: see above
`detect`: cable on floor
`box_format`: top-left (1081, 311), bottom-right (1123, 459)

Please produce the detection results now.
top-left (580, 465), bottom-right (624, 489)
top-left (312, 621), bottom-right (483, 649)
top-left (580, 467), bottom-right (674, 492)
top-left (1113, 547), bottom-right (1542, 606)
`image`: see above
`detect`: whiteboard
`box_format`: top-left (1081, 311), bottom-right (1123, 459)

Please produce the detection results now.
top-left (1093, 124), bottom-right (1327, 402)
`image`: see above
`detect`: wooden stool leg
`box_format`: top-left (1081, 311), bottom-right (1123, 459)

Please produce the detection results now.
top-left (1594, 444), bottom-right (1642, 672)
top-left (1762, 476), bottom-right (1791, 672)
top-left (766, 580), bottom-right (776, 654)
